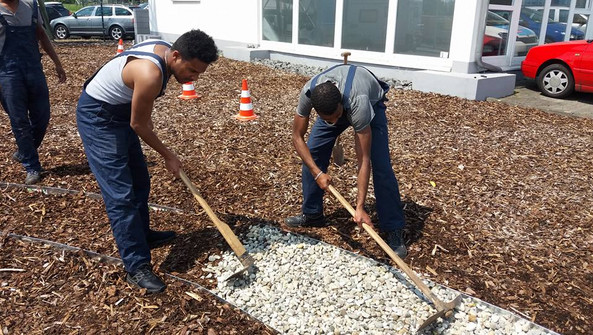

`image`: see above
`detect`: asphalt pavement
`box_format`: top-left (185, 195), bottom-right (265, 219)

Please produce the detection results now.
top-left (486, 70), bottom-right (593, 119)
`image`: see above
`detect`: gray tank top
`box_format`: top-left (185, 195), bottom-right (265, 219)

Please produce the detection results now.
top-left (85, 39), bottom-right (171, 105)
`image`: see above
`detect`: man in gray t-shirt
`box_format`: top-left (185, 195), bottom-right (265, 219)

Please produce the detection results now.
top-left (286, 64), bottom-right (407, 258)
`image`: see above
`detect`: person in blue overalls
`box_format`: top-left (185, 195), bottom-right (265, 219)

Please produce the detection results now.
top-left (0, 0), bottom-right (66, 184)
top-left (286, 64), bottom-right (408, 258)
top-left (76, 30), bottom-right (218, 293)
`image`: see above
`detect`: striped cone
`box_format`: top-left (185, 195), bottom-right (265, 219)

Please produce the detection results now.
top-left (116, 39), bottom-right (124, 55)
top-left (178, 82), bottom-right (200, 100)
top-left (235, 79), bottom-right (257, 121)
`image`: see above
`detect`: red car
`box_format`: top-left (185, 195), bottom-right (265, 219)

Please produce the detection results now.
top-left (521, 40), bottom-right (593, 98)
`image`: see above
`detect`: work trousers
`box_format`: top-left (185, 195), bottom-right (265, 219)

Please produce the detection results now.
top-left (0, 67), bottom-right (50, 172)
top-left (76, 90), bottom-right (151, 273)
top-left (302, 101), bottom-right (405, 232)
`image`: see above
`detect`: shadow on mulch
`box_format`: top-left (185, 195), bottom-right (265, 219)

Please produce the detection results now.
top-left (324, 199), bottom-right (432, 251)
top-left (159, 229), bottom-right (219, 274)
top-left (45, 162), bottom-right (92, 177)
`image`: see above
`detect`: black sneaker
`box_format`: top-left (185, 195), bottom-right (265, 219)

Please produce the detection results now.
top-left (385, 230), bottom-right (408, 259)
top-left (147, 230), bottom-right (176, 249)
top-left (24, 171), bottom-right (41, 185)
top-left (285, 213), bottom-right (326, 227)
top-left (126, 264), bottom-right (166, 293)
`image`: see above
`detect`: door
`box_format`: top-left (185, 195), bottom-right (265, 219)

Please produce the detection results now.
top-left (70, 6), bottom-right (95, 34)
top-left (574, 41), bottom-right (593, 91)
top-left (88, 6), bottom-right (113, 35)
top-left (484, 0), bottom-right (529, 69)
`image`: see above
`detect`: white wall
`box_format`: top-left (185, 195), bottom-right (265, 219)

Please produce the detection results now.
top-left (149, 0), bottom-right (260, 46)
top-left (148, 0), bottom-right (515, 100)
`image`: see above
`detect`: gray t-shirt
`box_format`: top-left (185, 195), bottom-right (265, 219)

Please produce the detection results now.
top-left (0, 0), bottom-right (43, 51)
top-left (296, 65), bottom-right (387, 132)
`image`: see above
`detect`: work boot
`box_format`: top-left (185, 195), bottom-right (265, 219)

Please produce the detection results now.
top-left (147, 229), bottom-right (176, 249)
top-left (285, 213), bottom-right (326, 227)
top-left (24, 171), bottom-right (41, 185)
top-left (12, 151), bottom-right (23, 163)
top-left (126, 264), bottom-right (166, 293)
top-left (385, 230), bottom-right (408, 259)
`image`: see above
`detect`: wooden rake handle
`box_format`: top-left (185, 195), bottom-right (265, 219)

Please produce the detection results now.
top-left (327, 185), bottom-right (449, 311)
top-left (179, 170), bottom-right (248, 258)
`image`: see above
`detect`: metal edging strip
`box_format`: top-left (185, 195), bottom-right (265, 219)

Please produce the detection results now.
top-left (0, 181), bottom-right (560, 334)
top-left (1, 230), bottom-right (277, 334)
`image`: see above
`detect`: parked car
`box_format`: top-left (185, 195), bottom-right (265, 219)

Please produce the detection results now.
top-left (532, 7), bottom-right (588, 34)
top-left (521, 40), bottom-right (593, 98)
top-left (50, 4), bottom-right (135, 40)
top-left (44, 1), bottom-right (70, 22)
top-left (483, 11), bottom-right (538, 57)
top-left (516, 7), bottom-right (585, 43)
top-left (45, 2), bottom-right (70, 17)
top-left (130, 3), bottom-right (148, 10)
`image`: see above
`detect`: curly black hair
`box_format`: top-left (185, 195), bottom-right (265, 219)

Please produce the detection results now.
top-left (310, 81), bottom-right (342, 116)
top-left (171, 29), bottom-right (219, 64)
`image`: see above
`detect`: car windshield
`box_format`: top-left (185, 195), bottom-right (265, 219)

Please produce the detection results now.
top-left (524, 7), bottom-right (559, 24)
top-left (487, 11), bottom-right (509, 26)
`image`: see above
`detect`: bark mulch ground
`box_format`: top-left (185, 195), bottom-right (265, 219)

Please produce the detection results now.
top-left (1, 41), bottom-right (592, 334)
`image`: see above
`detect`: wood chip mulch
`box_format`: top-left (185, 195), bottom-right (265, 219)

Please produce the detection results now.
top-left (1, 41), bottom-right (592, 334)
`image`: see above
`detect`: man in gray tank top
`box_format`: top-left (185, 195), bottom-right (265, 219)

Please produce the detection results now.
top-left (76, 30), bottom-right (218, 293)
top-left (286, 64), bottom-right (407, 259)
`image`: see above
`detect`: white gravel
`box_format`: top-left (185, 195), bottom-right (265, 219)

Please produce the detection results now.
top-left (202, 225), bottom-right (558, 335)
top-left (252, 58), bottom-right (412, 89)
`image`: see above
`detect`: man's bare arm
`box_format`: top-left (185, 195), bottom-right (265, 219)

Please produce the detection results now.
top-left (292, 114), bottom-right (331, 188)
top-left (36, 24), bottom-right (66, 82)
top-left (124, 59), bottom-right (181, 176)
top-left (353, 126), bottom-right (373, 226)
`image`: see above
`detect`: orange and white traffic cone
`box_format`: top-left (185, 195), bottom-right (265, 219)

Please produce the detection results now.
top-left (178, 82), bottom-right (200, 100)
top-left (235, 79), bottom-right (257, 121)
top-left (116, 39), bottom-right (124, 55)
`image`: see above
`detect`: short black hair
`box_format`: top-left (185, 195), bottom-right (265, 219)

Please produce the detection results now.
top-left (310, 81), bottom-right (341, 116)
top-left (171, 29), bottom-right (219, 64)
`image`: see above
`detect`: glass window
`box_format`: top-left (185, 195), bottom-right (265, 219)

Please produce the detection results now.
top-left (559, 9), bottom-right (569, 22)
top-left (576, 0), bottom-right (589, 8)
top-left (394, 0), bottom-right (455, 57)
top-left (262, 0), bottom-right (293, 43)
top-left (551, 0), bottom-right (568, 6)
top-left (298, 0), bottom-right (335, 47)
top-left (573, 13), bottom-right (588, 35)
top-left (342, 0), bottom-right (389, 52)
top-left (490, 0), bottom-right (513, 4)
top-left (484, 11), bottom-right (510, 56)
top-left (95, 6), bottom-right (112, 17)
top-left (115, 8), bottom-right (132, 16)
top-left (75, 6), bottom-right (95, 17)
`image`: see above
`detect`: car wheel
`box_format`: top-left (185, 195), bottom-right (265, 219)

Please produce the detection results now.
top-left (54, 24), bottom-right (69, 40)
top-left (537, 63), bottom-right (574, 99)
top-left (109, 25), bottom-right (124, 40)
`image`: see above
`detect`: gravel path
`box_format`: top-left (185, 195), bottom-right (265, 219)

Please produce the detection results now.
top-left (252, 58), bottom-right (412, 89)
top-left (203, 225), bottom-right (558, 335)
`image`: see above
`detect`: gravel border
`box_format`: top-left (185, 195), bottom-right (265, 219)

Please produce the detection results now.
top-left (205, 225), bottom-right (559, 335)
top-left (251, 58), bottom-right (412, 90)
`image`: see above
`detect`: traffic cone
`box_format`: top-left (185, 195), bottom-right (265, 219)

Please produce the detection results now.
top-left (116, 39), bottom-right (124, 55)
top-left (235, 79), bottom-right (257, 121)
top-left (178, 82), bottom-right (200, 100)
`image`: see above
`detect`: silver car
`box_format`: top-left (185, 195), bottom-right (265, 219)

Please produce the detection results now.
top-left (50, 5), bottom-right (135, 40)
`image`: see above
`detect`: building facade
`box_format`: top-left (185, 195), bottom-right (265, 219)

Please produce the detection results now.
top-left (147, 0), bottom-right (593, 100)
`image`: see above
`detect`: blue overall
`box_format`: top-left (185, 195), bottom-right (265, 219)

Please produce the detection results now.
top-left (0, 1), bottom-right (50, 173)
top-left (302, 65), bottom-right (405, 232)
top-left (76, 44), bottom-right (169, 273)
